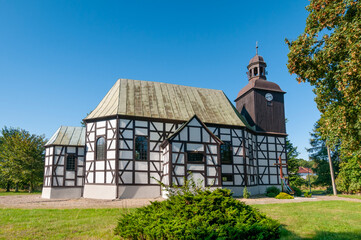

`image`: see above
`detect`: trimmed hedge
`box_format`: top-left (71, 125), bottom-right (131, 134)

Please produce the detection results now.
top-left (266, 186), bottom-right (281, 198)
top-left (275, 192), bottom-right (294, 199)
top-left (114, 180), bottom-right (281, 239)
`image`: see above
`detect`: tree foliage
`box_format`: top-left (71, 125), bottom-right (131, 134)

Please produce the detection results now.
top-left (286, 0), bottom-right (361, 157)
top-left (0, 127), bottom-right (46, 192)
top-left (286, 138), bottom-right (305, 187)
top-left (307, 123), bottom-right (340, 187)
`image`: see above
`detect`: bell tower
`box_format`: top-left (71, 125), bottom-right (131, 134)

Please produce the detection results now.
top-left (235, 47), bottom-right (286, 134)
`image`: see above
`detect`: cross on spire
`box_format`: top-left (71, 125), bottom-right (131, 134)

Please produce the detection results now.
top-left (256, 41), bottom-right (258, 55)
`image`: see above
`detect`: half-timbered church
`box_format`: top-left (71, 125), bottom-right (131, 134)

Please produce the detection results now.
top-left (42, 53), bottom-right (288, 199)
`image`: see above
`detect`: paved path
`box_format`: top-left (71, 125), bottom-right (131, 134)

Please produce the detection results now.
top-left (0, 194), bottom-right (360, 209)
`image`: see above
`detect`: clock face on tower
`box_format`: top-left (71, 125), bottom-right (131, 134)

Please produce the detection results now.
top-left (265, 93), bottom-right (273, 101)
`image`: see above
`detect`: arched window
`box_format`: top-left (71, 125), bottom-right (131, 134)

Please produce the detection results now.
top-left (254, 67), bottom-right (258, 76)
top-left (135, 136), bottom-right (148, 160)
top-left (96, 137), bottom-right (106, 160)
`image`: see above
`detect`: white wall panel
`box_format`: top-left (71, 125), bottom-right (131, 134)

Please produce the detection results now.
top-left (222, 165), bottom-right (232, 173)
top-left (97, 121), bottom-right (106, 128)
top-left (187, 164), bottom-right (204, 171)
top-left (96, 161), bottom-right (105, 171)
top-left (121, 172), bottom-right (132, 184)
top-left (202, 129), bottom-right (210, 143)
top-left (106, 172), bottom-right (113, 184)
top-left (122, 130), bottom-right (133, 139)
top-left (119, 160), bottom-right (132, 170)
top-left (65, 171), bottom-right (75, 179)
top-left (96, 128), bottom-right (106, 136)
top-left (135, 161), bottom-right (148, 171)
top-left (135, 128), bottom-right (147, 136)
top-left (207, 166), bottom-right (217, 176)
top-left (187, 143), bottom-right (203, 151)
top-left (233, 157), bottom-right (243, 164)
top-left (119, 150), bottom-right (133, 159)
top-left (135, 172), bottom-right (148, 184)
top-left (55, 146), bottom-right (63, 155)
top-left (150, 152), bottom-right (160, 161)
top-left (189, 127), bottom-right (201, 142)
top-left (221, 135), bottom-right (231, 141)
top-left (107, 150), bottom-right (116, 159)
top-left (119, 119), bottom-right (132, 128)
top-left (67, 147), bottom-right (76, 153)
top-left (55, 166), bottom-right (63, 175)
top-left (220, 128), bottom-right (230, 134)
top-left (95, 172), bottom-right (104, 183)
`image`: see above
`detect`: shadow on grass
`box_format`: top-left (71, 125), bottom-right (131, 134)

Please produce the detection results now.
top-left (279, 228), bottom-right (361, 240)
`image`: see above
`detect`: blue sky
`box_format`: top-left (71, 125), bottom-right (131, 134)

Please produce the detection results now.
top-left (0, 0), bottom-right (318, 159)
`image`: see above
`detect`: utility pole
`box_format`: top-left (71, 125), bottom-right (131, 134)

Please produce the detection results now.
top-left (327, 145), bottom-right (337, 196)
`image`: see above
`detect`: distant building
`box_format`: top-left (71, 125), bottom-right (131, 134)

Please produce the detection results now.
top-left (42, 53), bottom-right (289, 199)
top-left (298, 167), bottom-right (315, 179)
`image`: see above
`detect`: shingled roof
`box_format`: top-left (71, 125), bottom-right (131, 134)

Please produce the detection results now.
top-left (45, 126), bottom-right (85, 147)
top-left (85, 79), bottom-right (248, 127)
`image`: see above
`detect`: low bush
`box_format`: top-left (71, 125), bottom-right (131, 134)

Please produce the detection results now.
top-left (243, 186), bottom-right (251, 199)
top-left (275, 192), bottom-right (294, 199)
top-left (266, 186), bottom-right (281, 198)
top-left (291, 185), bottom-right (302, 197)
top-left (304, 191), bottom-right (312, 198)
top-left (114, 179), bottom-right (281, 239)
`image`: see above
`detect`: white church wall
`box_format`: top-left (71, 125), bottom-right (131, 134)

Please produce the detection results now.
top-left (43, 145), bottom-right (85, 189)
top-left (166, 117), bottom-right (221, 187)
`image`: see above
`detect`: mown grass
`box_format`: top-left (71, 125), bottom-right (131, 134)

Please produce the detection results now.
top-left (254, 201), bottom-right (361, 240)
top-left (0, 201), bottom-right (360, 239)
top-left (0, 190), bottom-right (41, 196)
top-left (0, 208), bottom-right (130, 240)
top-left (338, 194), bottom-right (361, 200)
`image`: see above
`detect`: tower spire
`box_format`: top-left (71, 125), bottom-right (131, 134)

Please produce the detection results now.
top-left (256, 41), bottom-right (258, 55)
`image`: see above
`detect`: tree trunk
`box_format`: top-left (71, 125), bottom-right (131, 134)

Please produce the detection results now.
top-left (15, 182), bottom-right (19, 192)
top-left (29, 182), bottom-right (33, 193)
top-left (327, 145), bottom-right (337, 196)
top-left (6, 181), bottom-right (10, 192)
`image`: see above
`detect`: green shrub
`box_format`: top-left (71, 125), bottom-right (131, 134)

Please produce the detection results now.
top-left (243, 186), bottom-right (251, 199)
top-left (266, 186), bottom-right (281, 198)
top-left (304, 191), bottom-right (312, 198)
top-left (275, 192), bottom-right (294, 199)
top-left (114, 179), bottom-right (281, 239)
top-left (291, 185), bottom-right (302, 197)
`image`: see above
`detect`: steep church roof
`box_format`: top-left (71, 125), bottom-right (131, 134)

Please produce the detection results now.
top-left (45, 126), bottom-right (85, 147)
top-left (85, 79), bottom-right (248, 127)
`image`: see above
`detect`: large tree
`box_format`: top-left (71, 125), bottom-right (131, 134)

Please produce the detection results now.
top-left (286, 0), bottom-right (361, 157)
top-left (0, 127), bottom-right (46, 192)
top-left (286, 138), bottom-right (305, 187)
top-left (307, 123), bottom-right (340, 188)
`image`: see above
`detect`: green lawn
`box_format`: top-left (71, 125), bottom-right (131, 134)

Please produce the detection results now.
top-left (254, 201), bottom-right (361, 240)
top-left (338, 194), bottom-right (361, 200)
top-left (0, 208), bottom-right (128, 240)
top-left (0, 191), bottom-right (41, 196)
top-left (0, 201), bottom-right (360, 239)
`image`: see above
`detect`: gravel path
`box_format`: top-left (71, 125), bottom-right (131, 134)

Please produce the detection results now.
top-left (0, 194), bottom-right (360, 209)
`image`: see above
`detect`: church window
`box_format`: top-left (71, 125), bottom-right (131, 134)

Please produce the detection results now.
top-left (248, 145), bottom-right (254, 165)
top-left (220, 141), bottom-right (233, 164)
top-left (96, 137), bottom-right (106, 160)
top-left (221, 173), bottom-right (233, 182)
top-left (187, 151), bottom-right (204, 163)
top-left (135, 136), bottom-right (148, 160)
top-left (254, 67), bottom-right (258, 76)
top-left (260, 67), bottom-right (264, 76)
top-left (66, 154), bottom-right (76, 171)
top-left (250, 175), bottom-right (255, 183)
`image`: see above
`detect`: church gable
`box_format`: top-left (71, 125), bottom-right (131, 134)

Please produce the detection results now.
top-left (167, 115), bottom-right (222, 144)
